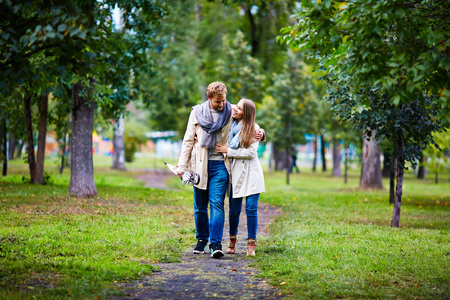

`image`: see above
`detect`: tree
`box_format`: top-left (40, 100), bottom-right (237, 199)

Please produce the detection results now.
top-left (216, 31), bottom-right (266, 104)
top-left (258, 52), bottom-right (316, 184)
top-left (68, 78), bottom-right (97, 197)
top-left (424, 131), bottom-right (450, 184)
top-left (280, 0), bottom-right (449, 226)
top-left (240, 0), bottom-right (297, 74)
top-left (137, 0), bottom-right (203, 135)
top-left (1, 0), bottom-right (165, 196)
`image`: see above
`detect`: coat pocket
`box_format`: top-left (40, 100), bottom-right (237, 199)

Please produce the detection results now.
top-left (234, 160), bottom-right (247, 194)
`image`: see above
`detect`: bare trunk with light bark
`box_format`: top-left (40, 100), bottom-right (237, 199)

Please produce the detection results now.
top-left (360, 129), bottom-right (383, 189)
top-left (68, 79), bottom-right (97, 198)
top-left (112, 114), bottom-right (126, 170)
top-left (332, 138), bottom-right (341, 177)
top-left (312, 137), bottom-right (317, 172)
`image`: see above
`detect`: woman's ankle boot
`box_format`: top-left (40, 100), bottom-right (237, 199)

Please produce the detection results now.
top-left (247, 239), bottom-right (256, 256)
top-left (227, 235), bottom-right (237, 254)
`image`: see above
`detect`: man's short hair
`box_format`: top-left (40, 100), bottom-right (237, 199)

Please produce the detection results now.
top-left (207, 82), bottom-right (227, 99)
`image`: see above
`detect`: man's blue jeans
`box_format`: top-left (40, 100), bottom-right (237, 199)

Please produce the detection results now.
top-left (229, 192), bottom-right (259, 240)
top-left (193, 160), bottom-right (228, 245)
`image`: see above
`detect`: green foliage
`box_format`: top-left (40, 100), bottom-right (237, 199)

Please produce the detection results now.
top-left (257, 52), bottom-right (316, 149)
top-left (328, 84), bottom-right (444, 168)
top-left (424, 131), bottom-right (450, 182)
top-left (279, 0), bottom-right (450, 175)
top-left (280, 0), bottom-right (450, 112)
top-left (136, 0), bottom-right (203, 134)
top-left (238, 0), bottom-right (296, 74)
top-left (122, 120), bottom-right (148, 163)
top-left (216, 31), bottom-right (266, 103)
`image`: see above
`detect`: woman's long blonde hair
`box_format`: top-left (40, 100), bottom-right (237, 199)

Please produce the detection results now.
top-left (239, 98), bottom-right (256, 148)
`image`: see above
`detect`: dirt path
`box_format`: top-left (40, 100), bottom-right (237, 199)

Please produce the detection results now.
top-left (114, 172), bottom-right (284, 299)
top-left (135, 169), bottom-right (174, 190)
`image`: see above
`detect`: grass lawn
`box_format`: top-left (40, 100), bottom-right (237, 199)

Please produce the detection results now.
top-left (0, 157), bottom-right (195, 299)
top-left (1, 156), bottom-right (449, 299)
top-left (255, 169), bottom-right (449, 299)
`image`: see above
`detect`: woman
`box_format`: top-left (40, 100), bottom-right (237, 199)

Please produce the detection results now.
top-left (215, 98), bottom-right (265, 256)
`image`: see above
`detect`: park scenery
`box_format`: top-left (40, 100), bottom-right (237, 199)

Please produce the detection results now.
top-left (0, 1), bottom-right (449, 299)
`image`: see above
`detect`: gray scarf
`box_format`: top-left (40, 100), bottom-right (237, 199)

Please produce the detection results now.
top-left (194, 100), bottom-right (232, 149)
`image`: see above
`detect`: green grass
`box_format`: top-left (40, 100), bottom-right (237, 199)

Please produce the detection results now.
top-left (1, 156), bottom-right (449, 299)
top-left (0, 158), bottom-right (194, 299)
top-left (255, 170), bottom-right (450, 299)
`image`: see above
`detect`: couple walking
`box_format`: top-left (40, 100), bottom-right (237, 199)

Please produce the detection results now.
top-left (175, 82), bottom-right (265, 258)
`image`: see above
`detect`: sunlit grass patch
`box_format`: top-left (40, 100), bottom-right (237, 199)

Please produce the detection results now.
top-left (255, 170), bottom-right (450, 299)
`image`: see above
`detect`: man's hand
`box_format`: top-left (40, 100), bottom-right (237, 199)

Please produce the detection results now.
top-left (177, 171), bottom-right (183, 180)
top-left (215, 143), bottom-right (228, 153)
top-left (255, 129), bottom-right (265, 141)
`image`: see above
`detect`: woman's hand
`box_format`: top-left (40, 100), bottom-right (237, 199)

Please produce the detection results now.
top-left (215, 143), bottom-right (228, 153)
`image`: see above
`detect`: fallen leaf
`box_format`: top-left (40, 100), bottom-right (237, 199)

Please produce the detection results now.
top-left (280, 282), bottom-right (286, 285)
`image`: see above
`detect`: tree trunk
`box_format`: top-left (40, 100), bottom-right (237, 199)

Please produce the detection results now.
top-left (320, 134), bottom-right (326, 172)
top-left (34, 95), bottom-right (48, 184)
top-left (435, 162), bottom-right (439, 184)
top-left (16, 139), bottom-right (24, 159)
top-left (391, 133), bottom-right (405, 227)
top-left (360, 129), bottom-right (383, 189)
top-left (68, 79), bottom-right (97, 198)
top-left (2, 119), bottom-right (7, 176)
top-left (243, 3), bottom-right (259, 57)
top-left (417, 152), bottom-right (426, 179)
top-left (286, 149), bottom-right (290, 185)
top-left (60, 132), bottom-right (67, 174)
top-left (312, 137), bottom-right (317, 172)
top-left (273, 144), bottom-right (289, 170)
top-left (382, 152), bottom-right (391, 178)
top-left (332, 138), bottom-right (341, 177)
top-left (8, 134), bottom-right (16, 160)
top-left (269, 143), bottom-right (274, 173)
top-left (389, 157), bottom-right (396, 204)
top-left (112, 114), bottom-right (126, 170)
top-left (344, 148), bottom-right (349, 184)
top-left (24, 95), bottom-right (36, 183)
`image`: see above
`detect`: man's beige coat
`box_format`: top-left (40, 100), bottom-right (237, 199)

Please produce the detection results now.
top-left (176, 105), bottom-right (232, 190)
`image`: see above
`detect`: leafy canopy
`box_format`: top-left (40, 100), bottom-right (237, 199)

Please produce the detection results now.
top-left (279, 0), bottom-right (450, 110)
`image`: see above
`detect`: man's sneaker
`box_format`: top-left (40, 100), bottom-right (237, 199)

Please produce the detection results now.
top-left (193, 239), bottom-right (208, 254)
top-left (210, 243), bottom-right (224, 259)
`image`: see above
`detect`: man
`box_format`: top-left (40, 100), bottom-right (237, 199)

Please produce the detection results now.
top-left (176, 82), bottom-right (232, 258)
